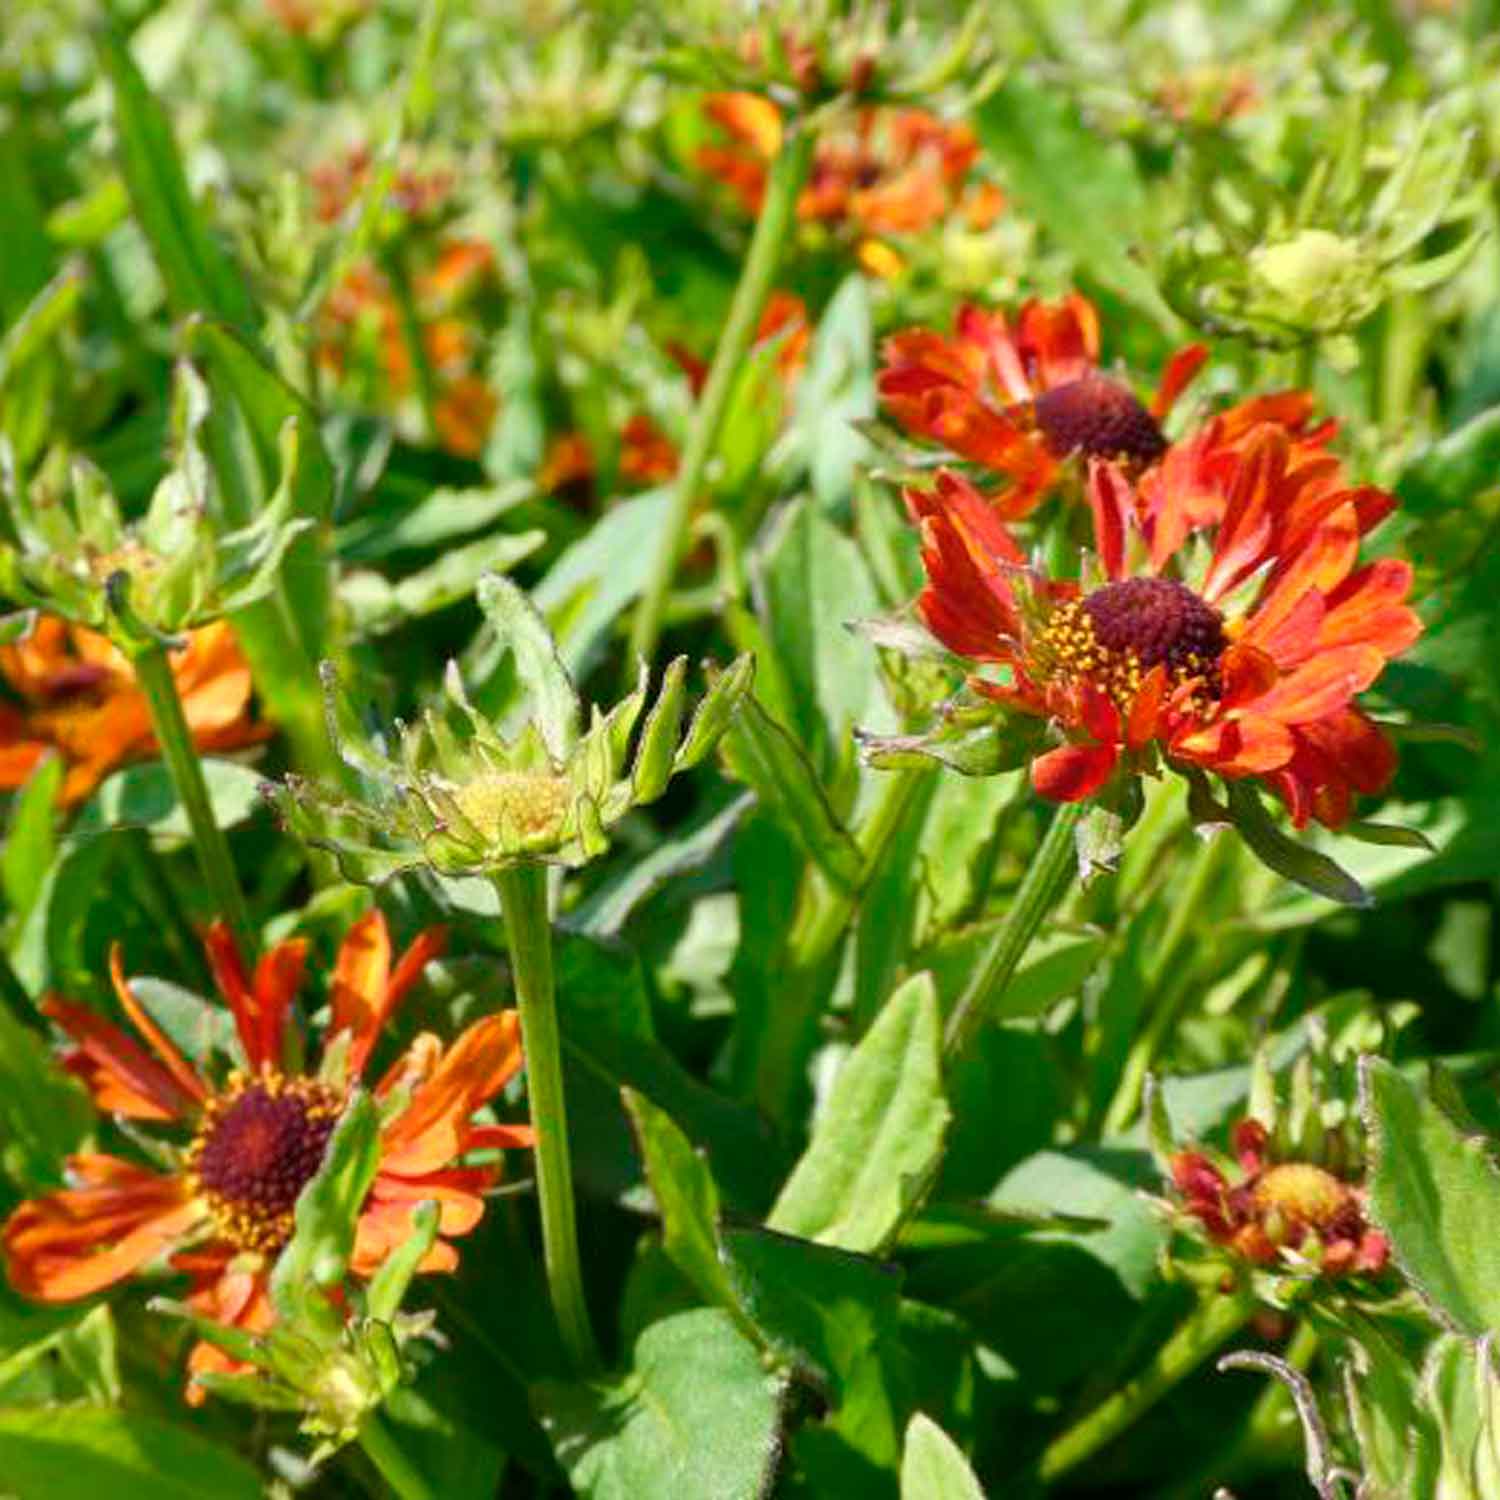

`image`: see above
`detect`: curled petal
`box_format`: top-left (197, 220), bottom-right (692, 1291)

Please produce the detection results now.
top-left (1031, 741), bottom-right (1118, 802)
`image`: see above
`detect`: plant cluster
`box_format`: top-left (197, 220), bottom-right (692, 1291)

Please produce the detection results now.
top-left (0, 2), bottom-right (1498, 1498)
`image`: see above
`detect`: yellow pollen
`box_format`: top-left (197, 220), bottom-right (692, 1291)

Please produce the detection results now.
top-left (1250, 1163), bottom-right (1350, 1231)
top-left (451, 769), bottom-right (570, 844)
top-left (186, 1070), bottom-right (343, 1256)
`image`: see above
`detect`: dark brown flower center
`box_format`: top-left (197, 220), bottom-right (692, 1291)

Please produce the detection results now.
top-left (1031, 372), bottom-right (1167, 466)
top-left (1081, 578), bottom-right (1225, 678)
top-left (189, 1075), bottom-right (341, 1255)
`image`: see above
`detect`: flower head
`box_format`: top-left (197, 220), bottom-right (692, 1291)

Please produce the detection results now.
top-left (878, 294), bottom-right (1211, 517)
top-left (0, 616), bottom-right (267, 806)
top-left (269, 574), bottom-right (753, 881)
top-left (878, 415), bottom-right (1419, 839)
top-left (0, 911), bottom-right (530, 1402)
top-left (1171, 1119), bottom-right (1388, 1280)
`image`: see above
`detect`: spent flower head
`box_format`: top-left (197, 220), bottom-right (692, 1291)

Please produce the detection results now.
top-left (1163, 100), bottom-right (1484, 367)
top-left (269, 574), bottom-right (753, 881)
top-left (0, 368), bottom-right (310, 649)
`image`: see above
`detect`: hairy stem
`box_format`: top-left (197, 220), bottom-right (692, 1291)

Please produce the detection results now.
top-left (943, 799), bottom-right (1083, 1062)
top-left (494, 861), bottom-right (600, 1373)
top-left (1038, 1288), bottom-right (1255, 1483)
top-left (130, 640), bottom-right (255, 959)
top-left (626, 121), bottom-right (815, 673)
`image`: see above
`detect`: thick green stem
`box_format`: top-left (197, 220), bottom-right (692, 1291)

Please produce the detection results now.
top-left (1038, 1288), bottom-right (1255, 1484)
top-left (1101, 829), bottom-right (1231, 1135)
top-left (130, 641), bottom-right (255, 959)
top-left (357, 1410), bottom-right (435, 1500)
top-left (626, 122), bottom-right (815, 673)
top-left (943, 799), bottom-right (1084, 1062)
top-left (494, 862), bottom-right (600, 1374)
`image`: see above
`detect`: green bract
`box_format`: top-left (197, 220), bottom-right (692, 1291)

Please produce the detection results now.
top-left (269, 573), bottom-right (753, 879)
top-left (0, 366), bottom-right (310, 647)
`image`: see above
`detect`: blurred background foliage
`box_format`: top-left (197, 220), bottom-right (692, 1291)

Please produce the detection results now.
top-left (1, 0), bottom-right (1499, 1497)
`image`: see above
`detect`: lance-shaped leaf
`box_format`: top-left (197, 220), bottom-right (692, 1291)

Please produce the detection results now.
top-left (271, 1091), bottom-right (382, 1341)
top-left (1226, 782), bottom-right (1372, 908)
top-left (900, 1413), bottom-right (986, 1500)
top-left (721, 693), bottom-right (864, 894)
top-left (477, 572), bottom-right (580, 759)
top-left (769, 972), bottom-right (950, 1252)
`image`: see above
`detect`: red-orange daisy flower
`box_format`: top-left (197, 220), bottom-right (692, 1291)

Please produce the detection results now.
top-left (1171, 1119), bottom-right (1388, 1278)
top-left (905, 417), bottom-right (1420, 827)
top-left (880, 294), bottom-right (1213, 518)
top-left (0, 617), bottom-right (268, 807)
top-left (1, 912), bottom-right (531, 1402)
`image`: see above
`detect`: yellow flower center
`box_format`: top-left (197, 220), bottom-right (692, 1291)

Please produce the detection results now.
top-left (451, 770), bottom-right (570, 845)
top-left (187, 1072), bottom-right (342, 1255)
top-left (1250, 1162), bottom-right (1351, 1232)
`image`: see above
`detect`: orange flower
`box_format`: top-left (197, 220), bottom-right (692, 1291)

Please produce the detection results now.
top-left (1172, 1120), bottom-right (1388, 1278)
top-left (698, 95), bottom-right (1000, 262)
top-left (316, 239), bottom-right (497, 458)
top-left (0, 617), bottom-right (266, 807)
top-left (1, 912), bottom-right (532, 1402)
top-left (880, 294), bottom-right (1214, 518)
top-left (906, 417), bottom-right (1420, 826)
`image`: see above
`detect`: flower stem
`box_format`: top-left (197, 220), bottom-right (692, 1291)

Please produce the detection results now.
top-left (1037, 1287), bottom-right (1255, 1484)
top-left (357, 1410), bottom-right (435, 1500)
top-left (626, 120), bottom-right (815, 675)
top-left (494, 861), bottom-right (600, 1374)
top-left (943, 799), bottom-right (1084, 1063)
top-left (129, 640), bottom-right (256, 960)
top-left (1101, 828), bottom-right (1231, 1135)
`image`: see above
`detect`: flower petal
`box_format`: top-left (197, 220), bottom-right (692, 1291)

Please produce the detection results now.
top-left (1031, 741), bottom-right (1118, 802)
top-left (43, 995), bottom-right (198, 1121)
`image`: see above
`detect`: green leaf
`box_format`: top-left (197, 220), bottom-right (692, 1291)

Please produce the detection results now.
top-left (339, 530), bottom-right (544, 638)
top-left (1361, 1059), bottom-right (1500, 1335)
top-left (1398, 403), bottom-right (1500, 515)
top-left (1225, 782), bottom-right (1372, 907)
top-left (630, 658), bottom-right (688, 804)
top-left (271, 1091), bottom-right (382, 1338)
top-left (722, 1226), bottom-right (905, 1472)
top-left (720, 693), bottom-right (864, 895)
top-left (534, 1309), bottom-right (782, 1500)
top-left (123, 977), bottom-right (238, 1067)
top-left (366, 1201), bottom-right (440, 1323)
top-left (0, 1306), bottom-right (119, 1405)
top-left (3, 756), bottom-right (62, 925)
top-left (751, 497), bottom-right (894, 781)
top-left (975, 75), bottom-right (1178, 327)
top-left (72, 759), bottom-right (266, 843)
top-left (900, 1412), bottom-right (985, 1500)
top-left (94, 27), bottom-right (254, 330)
top-left (621, 1089), bottom-right (743, 1320)
top-left (769, 972), bottom-right (950, 1252)
top-left (0, 261), bottom-right (84, 396)
top-left (0, 1405), bottom-right (263, 1500)
top-left (476, 573), bottom-right (580, 760)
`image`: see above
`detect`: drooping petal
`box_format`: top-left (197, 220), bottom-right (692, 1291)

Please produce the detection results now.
top-left (107, 947), bottom-right (210, 1106)
top-left (2, 1155), bottom-right (201, 1302)
top-left (1150, 344), bottom-right (1209, 419)
top-left (43, 996), bottom-right (199, 1122)
top-left (1031, 741), bottom-right (1118, 802)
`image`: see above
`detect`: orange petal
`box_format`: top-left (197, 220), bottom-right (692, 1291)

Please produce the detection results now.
top-left (1031, 742), bottom-right (1118, 802)
top-left (43, 995), bottom-right (198, 1121)
top-left (107, 946), bottom-right (209, 1106)
top-left (1243, 646), bottom-right (1385, 725)
top-left (2, 1156), bottom-right (200, 1302)
top-left (379, 1012), bottom-right (526, 1177)
top-left (1151, 344), bottom-right (1209, 419)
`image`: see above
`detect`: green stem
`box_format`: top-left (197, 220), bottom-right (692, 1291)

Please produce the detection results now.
top-left (626, 121), bottom-right (815, 674)
top-left (494, 862), bottom-right (600, 1374)
top-left (1038, 1288), bottom-right (1255, 1484)
top-left (1100, 829), bottom-right (1231, 1135)
top-left (129, 641), bottom-right (255, 959)
top-left (943, 799), bottom-right (1084, 1062)
top-left (357, 1410), bottom-right (435, 1500)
